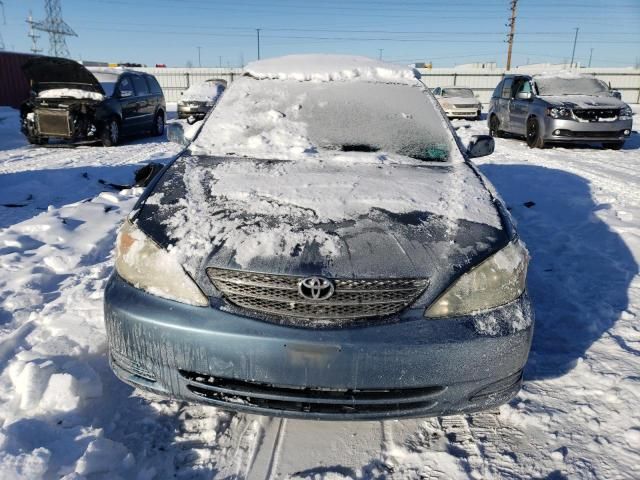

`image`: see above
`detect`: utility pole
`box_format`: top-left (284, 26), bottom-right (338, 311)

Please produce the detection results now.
top-left (27, 11), bottom-right (43, 53)
top-left (256, 28), bottom-right (261, 60)
top-left (588, 48), bottom-right (594, 68)
top-left (505, 0), bottom-right (518, 71)
top-left (0, 1), bottom-right (5, 51)
top-left (378, 49), bottom-right (383, 60)
top-left (219, 55), bottom-right (222, 68)
top-left (570, 27), bottom-right (579, 69)
top-left (197, 46), bottom-right (201, 67)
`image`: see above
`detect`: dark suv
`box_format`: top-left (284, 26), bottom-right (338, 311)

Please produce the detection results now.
top-left (20, 57), bottom-right (166, 146)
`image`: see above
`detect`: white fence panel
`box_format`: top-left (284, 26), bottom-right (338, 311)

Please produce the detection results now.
top-left (135, 67), bottom-right (640, 104)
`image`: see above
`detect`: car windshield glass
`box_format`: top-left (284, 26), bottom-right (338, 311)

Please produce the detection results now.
top-left (191, 77), bottom-right (451, 162)
top-left (442, 88), bottom-right (474, 98)
top-left (92, 73), bottom-right (119, 97)
top-left (535, 76), bottom-right (608, 96)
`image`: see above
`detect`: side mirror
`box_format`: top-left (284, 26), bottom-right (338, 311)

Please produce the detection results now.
top-left (515, 91), bottom-right (532, 100)
top-left (119, 90), bottom-right (134, 98)
top-left (467, 135), bottom-right (495, 158)
top-left (611, 90), bottom-right (622, 100)
top-left (167, 123), bottom-right (189, 146)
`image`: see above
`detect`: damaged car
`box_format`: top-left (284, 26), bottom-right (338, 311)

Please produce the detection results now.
top-left (488, 73), bottom-right (633, 149)
top-left (104, 55), bottom-right (533, 420)
top-left (20, 57), bottom-right (166, 146)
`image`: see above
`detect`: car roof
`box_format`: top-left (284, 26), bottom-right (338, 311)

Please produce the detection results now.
top-left (243, 54), bottom-right (421, 85)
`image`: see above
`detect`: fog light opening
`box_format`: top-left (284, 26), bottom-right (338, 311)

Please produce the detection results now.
top-left (553, 129), bottom-right (561, 136)
top-left (624, 129), bottom-right (631, 136)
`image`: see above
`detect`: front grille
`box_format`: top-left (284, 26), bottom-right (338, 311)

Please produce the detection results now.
top-left (36, 108), bottom-right (71, 136)
top-left (207, 268), bottom-right (428, 323)
top-left (573, 108), bottom-right (619, 122)
top-left (554, 129), bottom-right (626, 138)
top-left (453, 104), bottom-right (476, 109)
top-left (180, 370), bottom-right (444, 417)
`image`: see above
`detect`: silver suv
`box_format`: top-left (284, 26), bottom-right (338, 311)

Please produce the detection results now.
top-left (488, 74), bottom-right (633, 149)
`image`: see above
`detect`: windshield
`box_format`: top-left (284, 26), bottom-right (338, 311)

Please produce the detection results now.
top-left (535, 76), bottom-right (609, 96)
top-left (92, 72), bottom-right (119, 97)
top-left (191, 77), bottom-right (451, 162)
top-left (442, 88), bottom-right (474, 98)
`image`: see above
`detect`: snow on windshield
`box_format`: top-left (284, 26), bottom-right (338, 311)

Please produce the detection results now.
top-left (181, 82), bottom-right (225, 102)
top-left (535, 75), bottom-right (608, 96)
top-left (442, 88), bottom-right (474, 98)
top-left (191, 76), bottom-right (453, 162)
top-left (91, 73), bottom-right (119, 97)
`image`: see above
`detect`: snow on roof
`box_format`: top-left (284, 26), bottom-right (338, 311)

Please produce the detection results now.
top-left (86, 67), bottom-right (125, 76)
top-left (244, 54), bottom-right (421, 84)
top-left (532, 71), bottom-right (587, 80)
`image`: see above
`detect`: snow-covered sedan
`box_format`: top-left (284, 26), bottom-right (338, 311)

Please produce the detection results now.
top-left (104, 55), bottom-right (533, 420)
top-left (177, 79), bottom-right (226, 122)
top-left (432, 86), bottom-right (482, 119)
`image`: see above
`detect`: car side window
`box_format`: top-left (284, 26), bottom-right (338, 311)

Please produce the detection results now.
top-left (132, 75), bottom-right (149, 96)
top-left (145, 76), bottom-right (163, 95)
top-left (516, 79), bottom-right (532, 95)
top-left (432, 87), bottom-right (441, 96)
top-left (116, 76), bottom-right (135, 98)
top-left (501, 78), bottom-right (513, 99)
top-left (492, 81), bottom-right (503, 99)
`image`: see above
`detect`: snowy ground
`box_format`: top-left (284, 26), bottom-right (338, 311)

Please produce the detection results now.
top-left (0, 104), bottom-right (639, 479)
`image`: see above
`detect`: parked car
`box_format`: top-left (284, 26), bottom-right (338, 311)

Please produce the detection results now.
top-left (488, 73), bottom-right (633, 149)
top-left (432, 86), bottom-right (482, 119)
top-left (104, 55), bottom-right (533, 420)
top-left (177, 79), bottom-right (226, 122)
top-left (20, 57), bottom-right (166, 146)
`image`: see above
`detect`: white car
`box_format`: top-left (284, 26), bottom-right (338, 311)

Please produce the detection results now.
top-left (177, 79), bottom-right (226, 121)
top-left (433, 86), bottom-right (482, 119)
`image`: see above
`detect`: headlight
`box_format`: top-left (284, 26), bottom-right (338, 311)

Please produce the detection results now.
top-left (205, 101), bottom-right (215, 107)
top-left (619, 105), bottom-right (633, 120)
top-left (424, 240), bottom-right (529, 318)
top-left (440, 101), bottom-right (452, 110)
top-left (115, 220), bottom-right (208, 307)
top-left (547, 107), bottom-right (572, 119)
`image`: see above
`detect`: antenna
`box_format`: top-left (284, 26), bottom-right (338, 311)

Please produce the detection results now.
top-left (33, 0), bottom-right (77, 58)
top-left (27, 10), bottom-right (43, 54)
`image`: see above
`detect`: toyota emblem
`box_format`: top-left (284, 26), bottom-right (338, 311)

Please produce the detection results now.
top-left (298, 276), bottom-right (335, 301)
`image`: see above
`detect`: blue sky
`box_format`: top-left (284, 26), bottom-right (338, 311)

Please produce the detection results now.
top-left (2, 0), bottom-right (639, 68)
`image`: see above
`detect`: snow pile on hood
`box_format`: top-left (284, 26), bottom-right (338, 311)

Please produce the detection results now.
top-left (156, 155), bottom-right (502, 270)
top-left (38, 88), bottom-right (105, 101)
top-left (181, 82), bottom-right (225, 102)
top-left (244, 54), bottom-right (421, 84)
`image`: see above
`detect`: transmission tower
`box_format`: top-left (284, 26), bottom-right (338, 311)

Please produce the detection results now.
top-left (33, 0), bottom-right (77, 58)
top-left (27, 11), bottom-right (43, 54)
top-left (0, 1), bottom-right (6, 51)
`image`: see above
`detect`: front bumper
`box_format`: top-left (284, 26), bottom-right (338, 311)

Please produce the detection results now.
top-left (542, 116), bottom-right (633, 143)
top-left (444, 107), bottom-right (481, 118)
top-left (104, 273), bottom-right (534, 420)
top-left (177, 103), bottom-right (210, 119)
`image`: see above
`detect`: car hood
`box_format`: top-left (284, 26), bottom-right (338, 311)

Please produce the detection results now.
top-left (22, 56), bottom-right (105, 95)
top-left (538, 94), bottom-right (625, 109)
top-left (439, 96), bottom-right (479, 106)
top-left (134, 155), bottom-right (509, 302)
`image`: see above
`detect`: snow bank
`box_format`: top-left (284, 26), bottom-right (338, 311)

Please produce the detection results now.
top-left (38, 89), bottom-right (105, 101)
top-left (245, 54), bottom-right (421, 84)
